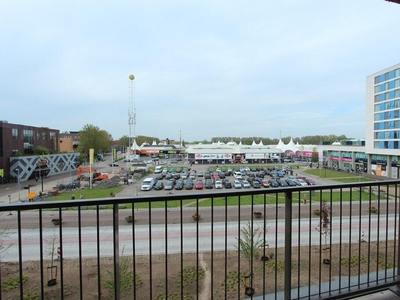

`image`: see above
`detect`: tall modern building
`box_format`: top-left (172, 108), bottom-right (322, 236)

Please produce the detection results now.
top-left (366, 63), bottom-right (400, 177)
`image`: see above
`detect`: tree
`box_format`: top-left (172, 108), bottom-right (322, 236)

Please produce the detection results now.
top-left (311, 147), bottom-right (319, 163)
top-left (78, 124), bottom-right (111, 154)
top-left (234, 222), bottom-right (266, 295)
top-left (315, 200), bottom-right (331, 264)
top-left (119, 135), bottom-right (130, 150)
top-left (32, 146), bottom-right (50, 155)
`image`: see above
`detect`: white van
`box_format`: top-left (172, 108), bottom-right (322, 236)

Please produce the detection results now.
top-left (233, 171), bottom-right (242, 179)
top-left (154, 166), bottom-right (163, 174)
top-left (141, 178), bottom-right (157, 191)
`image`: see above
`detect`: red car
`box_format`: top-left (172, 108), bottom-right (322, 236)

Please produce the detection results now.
top-left (195, 180), bottom-right (203, 190)
top-left (304, 178), bottom-right (316, 185)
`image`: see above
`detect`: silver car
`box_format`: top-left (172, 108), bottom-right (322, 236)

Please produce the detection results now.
top-left (233, 180), bottom-right (242, 189)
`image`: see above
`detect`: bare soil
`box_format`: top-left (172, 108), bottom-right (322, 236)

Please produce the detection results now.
top-left (1, 241), bottom-right (395, 299)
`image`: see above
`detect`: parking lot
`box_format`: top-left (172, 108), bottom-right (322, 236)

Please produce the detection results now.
top-left (120, 161), bottom-right (322, 197)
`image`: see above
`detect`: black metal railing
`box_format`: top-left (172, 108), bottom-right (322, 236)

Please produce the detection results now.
top-left (1, 181), bottom-right (400, 299)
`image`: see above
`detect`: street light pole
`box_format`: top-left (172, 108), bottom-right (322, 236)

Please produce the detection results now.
top-left (8, 194), bottom-right (12, 215)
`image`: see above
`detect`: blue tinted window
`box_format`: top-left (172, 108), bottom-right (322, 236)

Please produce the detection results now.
top-left (380, 84), bottom-right (386, 92)
top-left (389, 70), bottom-right (396, 80)
top-left (380, 74), bottom-right (386, 82)
top-left (389, 81), bottom-right (395, 89)
top-left (380, 93), bottom-right (385, 101)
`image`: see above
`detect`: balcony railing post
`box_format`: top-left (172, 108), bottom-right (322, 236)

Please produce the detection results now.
top-left (113, 204), bottom-right (120, 299)
top-left (284, 191), bottom-right (293, 300)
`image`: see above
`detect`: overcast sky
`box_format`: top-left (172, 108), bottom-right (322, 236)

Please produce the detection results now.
top-left (1, 0), bottom-right (400, 142)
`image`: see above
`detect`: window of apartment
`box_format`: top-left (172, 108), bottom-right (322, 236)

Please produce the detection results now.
top-left (23, 129), bottom-right (34, 145)
top-left (12, 128), bottom-right (18, 139)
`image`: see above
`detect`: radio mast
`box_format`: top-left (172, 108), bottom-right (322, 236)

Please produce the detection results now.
top-left (128, 74), bottom-right (137, 159)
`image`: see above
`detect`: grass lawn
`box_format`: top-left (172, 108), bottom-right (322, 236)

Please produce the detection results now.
top-left (303, 168), bottom-right (375, 183)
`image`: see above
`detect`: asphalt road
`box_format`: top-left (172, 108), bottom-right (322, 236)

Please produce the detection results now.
top-left (1, 214), bottom-right (394, 262)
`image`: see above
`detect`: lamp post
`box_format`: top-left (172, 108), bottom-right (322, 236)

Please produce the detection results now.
top-left (6, 187), bottom-right (12, 215)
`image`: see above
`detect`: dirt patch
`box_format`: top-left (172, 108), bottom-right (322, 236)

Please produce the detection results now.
top-left (1, 241), bottom-right (395, 299)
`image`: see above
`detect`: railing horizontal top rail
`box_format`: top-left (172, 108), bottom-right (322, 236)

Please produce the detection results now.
top-left (1, 180), bottom-right (398, 212)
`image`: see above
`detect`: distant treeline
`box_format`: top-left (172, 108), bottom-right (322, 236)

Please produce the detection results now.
top-left (199, 135), bottom-right (349, 146)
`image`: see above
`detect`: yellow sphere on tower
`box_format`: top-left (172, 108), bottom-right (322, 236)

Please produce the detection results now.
top-left (129, 74), bottom-right (135, 80)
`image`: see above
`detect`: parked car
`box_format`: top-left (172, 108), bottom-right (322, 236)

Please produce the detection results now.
top-left (233, 172), bottom-right (242, 179)
top-left (205, 179), bottom-right (213, 189)
top-left (233, 180), bottom-right (242, 189)
top-left (214, 179), bottom-right (223, 189)
top-left (294, 179), bottom-right (308, 186)
top-left (224, 180), bottom-right (232, 188)
top-left (261, 180), bottom-right (270, 188)
top-left (185, 181), bottom-right (194, 190)
top-left (109, 163), bottom-right (119, 167)
top-left (175, 180), bottom-right (184, 190)
top-left (164, 180), bottom-right (174, 190)
top-left (251, 180), bottom-right (261, 188)
top-left (286, 179), bottom-right (297, 186)
top-left (304, 178), bottom-right (316, 185)
top-left (277, 179), bottom-right (288, 187)
top-left (195, 180), bottom-right (203, 190)
top-left (154, 181), bottom-right (164, 190)
top-left (268, 179), bottom-right (279, 187)
top-left (241, 180), bottom-right (251, 188)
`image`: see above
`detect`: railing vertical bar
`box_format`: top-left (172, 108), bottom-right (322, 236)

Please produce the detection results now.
top-left (237, 195), bottom-right (241, 300)
top-left (180, 198), bottom-right (184, 299)
top-left (274, 192), bottom-right (278, 299)
top-left (262, 193), bottom-right (266, 297)
top-left (328, 190), bottom-right (333, 295)
top-left (196, 196), bottom-right (199, 300)
top-left (284, 191), bottom-right (292, 300)
top-left (113, 204), bottom-right (120, 300)
top-left (58, 208), bottom-right (64, 299)
top-left (338, 187), bottom-right (343, 295)
top-left (131, 202), bottom-right (137, 299)
top-left (357, 187), bottom-right (362, 289)
top-left (250, 194), bottom-right (254, 297)
top-left (384, 184), bottom-right (389, 281)
top-left (17, 210), bottom-right (23, 298)
top-left (317, 190), bottom-right (322, 297)
top-left (148, 201), bottom-right (153, 299)
top-left (367, 186), bottom-right (373, 285)
top-left (39, 209), bottom-right (44, 299)
top-left (347, 187), bottom-right (352, 292)
top-left (210, 196), bottom-right (214, 298)
top-left (376, 191), bottom-right (381, 284)
top-left (164, 197), bottom-right (168, 298)
top-left (307, 190), bottom-right (312, 298)
top-left (224, 194), bottom-right (228, 298)
top-left (96, 205), bottom-right (101, 299)
top-left (396, 183), bottom-right (400, 289)
top-left (292, 190), bottom-right (302, 298)
top-left (78, 207), bottom-right (83, 299)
